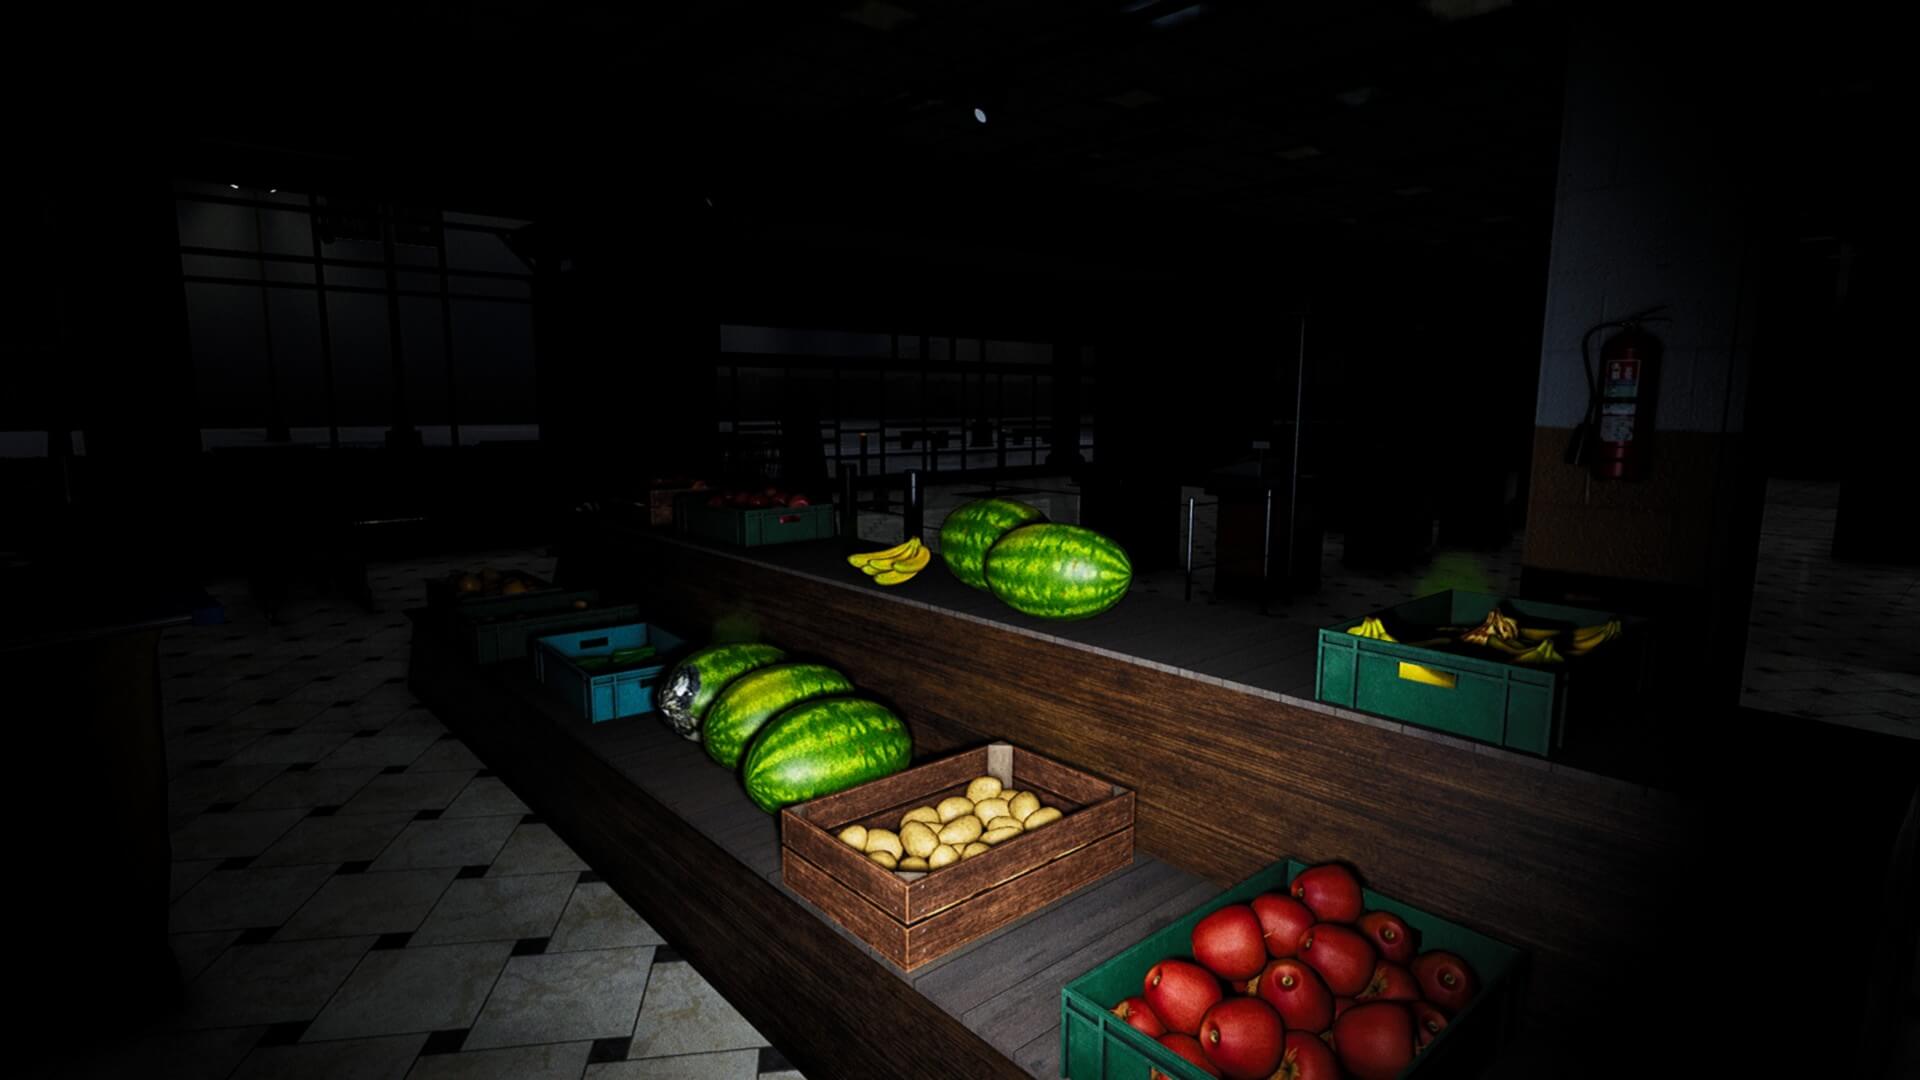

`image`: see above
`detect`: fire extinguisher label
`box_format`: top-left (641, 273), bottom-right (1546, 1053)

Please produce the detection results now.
top-left (1599, 407), bottom-right (1637, 443)
top-left (1604, 358), bottom-right (1640, 398)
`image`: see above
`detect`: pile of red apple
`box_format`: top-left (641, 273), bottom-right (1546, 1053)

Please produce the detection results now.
top-left (704, 485), bottom-right (812, 509)
top-left (1111, 863), bottom-right (1479, 1080)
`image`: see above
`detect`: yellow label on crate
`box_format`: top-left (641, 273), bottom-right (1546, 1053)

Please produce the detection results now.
top-left (1397, 661), bottom-right (1458, 689)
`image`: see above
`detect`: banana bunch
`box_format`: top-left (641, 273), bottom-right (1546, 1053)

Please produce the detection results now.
top-left (1564, 619), bottom-right (1623, 657)
top-left (1347, 616), bottom-right (1399, 642)
top-left (1457, 608), bottom-right (1521, 647)
top-left (1513, 638), bottom-right (1566, 664)
top-left (846, 536), bottom-right (932, 586)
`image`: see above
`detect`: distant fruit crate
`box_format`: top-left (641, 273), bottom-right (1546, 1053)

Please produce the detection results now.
top-left (780, 742), bottom-right (1134, 971)
top-left (1314, 590), bottom-right (1650, 757)
top-left (448, 590), bottom-right (641, 665)
top-left (1060, 859), bottom-right (1524, 1080)
top-left (678, 499), bottom-right (836, 546)
top-left (533, 622), bottom-right (687, 724)
top-left (426, 570), bottom-right (556, 607)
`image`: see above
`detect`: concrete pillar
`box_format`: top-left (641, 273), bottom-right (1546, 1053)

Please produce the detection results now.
top-left (1521, 14), bottom-right (1764, 709)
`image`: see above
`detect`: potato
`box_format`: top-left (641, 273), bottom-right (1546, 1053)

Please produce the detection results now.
top-left (972, 797), bottom-right (1010, 823)
top-left (984, 816), bottom-right (1022, 833)
top-left (867, 850), bottom-right (898, 870)
top-left (898, 855), bottom-right (930, 872)
top-left (900, 821), bottom-right (939, 859)
top-left (980, 826), bottom-right (1022, 845)
top-left (1024, 806), bottom-right (1063, 830)
top-left (938, 814), bottom-right (983, 846)
top-left (928, 843), bottom-right (960, 869)
top-left (864, 828), bottom-right (903, 859)
top-left (1008, 791), bottom-right (1041, 822)
top-left (900, 806), bottom-right (941, 828)
top-left (966, 775), bottom-right (1003, 802)
top-left (961, 841), bottom-right (990, 859)
top-left (936, 796), bottom-right (976, 823)
top-left (837, 825), bottom-right (868, 851)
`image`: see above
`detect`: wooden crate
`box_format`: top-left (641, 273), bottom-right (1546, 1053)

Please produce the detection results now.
top-left (780, 742), bottom-right (1134, 971)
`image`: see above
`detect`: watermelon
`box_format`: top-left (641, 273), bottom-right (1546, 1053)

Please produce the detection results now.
top-left (983, 523), bottom-right (1133, 619)
top-left (939, 498), bottom-right (1046, 590)
top-left (656, 643), bottom-right (787, 741)
top-left (702, 662), bottom-right (854, 768)
top-left (741, 696), bottom-right (911, 813)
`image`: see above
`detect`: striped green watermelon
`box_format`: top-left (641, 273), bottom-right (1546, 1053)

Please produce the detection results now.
top-left (656, 643), bottom-right (787, 741)
top-left (939, 498), bottom-right (1047, 590)
top-left (742, 696), bottom-right (911, 813)
top-left (983, 523), bottom-right (1133, 619)
top-left (702, 662), bottom-right (854, 768)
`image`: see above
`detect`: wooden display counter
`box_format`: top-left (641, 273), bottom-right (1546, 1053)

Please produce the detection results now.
top-left (553, 528), bottom-right (1702, 1034)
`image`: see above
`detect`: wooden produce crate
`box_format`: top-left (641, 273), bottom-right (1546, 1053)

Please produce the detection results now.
top-left (780, 742), bottom-right (1134, 971)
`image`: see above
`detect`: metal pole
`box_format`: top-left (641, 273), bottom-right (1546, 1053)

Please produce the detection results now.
top-left (306, 194), bottom-right (338, 449)
top-left (252, 199), bottom-right (286, 442)
top-left (437, 210), bottom-right (459, 449)
top-left (904, 468), bottom-right (924, 543)
top-left (1261, 486), bottom-right (1274, 616)
top-left (1185, 495), bottom-right (1196, 603)
top-left (1286, 316), bottom-right (1307, 601)
top-left (839, 465), bottom-right (857, 541)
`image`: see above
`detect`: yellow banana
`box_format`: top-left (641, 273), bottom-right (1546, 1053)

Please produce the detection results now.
top-left (873, 568), bottom-right (918, 586)
top-left (1565, 620), bottom-right (1622, 656)
top-left (892, 545), bottom-right (931, 574)
top-left (1514, 639), bottom-right (1565, 664)
top-left (1347, 617), bottom-right (1397, 642)
top-left (847, 537), bottom-right (920, 569)
top-left (1518, 626), bottom-right (1561, 642)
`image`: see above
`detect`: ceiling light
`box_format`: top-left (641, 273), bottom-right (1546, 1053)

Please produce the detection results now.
top-left (268, 188), bottom-right (278, 194)
top-left (229, 183), bottom-right (241, 190)
top-left (973, 107), bottom-right (988, 123)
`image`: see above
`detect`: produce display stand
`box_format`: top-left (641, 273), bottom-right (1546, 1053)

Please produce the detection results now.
top-left (782, 742), bottom-right (1135, 970)
top-left (677, 498), bottom-right (837, 546)
top-left (1060, 859), bottom-right (1524, 1080)
top-left (441, 589), bottom-right (641, 664)
top-left (532, 621), bottom-right (685, 723)
top-left (406, 608), bottom-right (1213, 1079)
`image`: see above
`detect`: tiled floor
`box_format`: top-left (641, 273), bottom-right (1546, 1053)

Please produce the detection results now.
top-left (1739, 479), bottom-right (1920, 739)
top-left (38, 551), bottom-right (807, 1080)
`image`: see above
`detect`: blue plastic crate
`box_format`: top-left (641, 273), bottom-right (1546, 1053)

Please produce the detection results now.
top-left (533, 622), bottom-right (686, 723)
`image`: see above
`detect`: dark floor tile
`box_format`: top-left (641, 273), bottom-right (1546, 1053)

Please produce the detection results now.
top-left (415, 809), bottom-right (444, 821)
top-left (373, 932), bottom-right (414, 950)
top-left (382, 765), bottom-right (409, 775)
top-left (180, 696), bottom-right (205, 704)
top-left (511, 937), bottom-right (550, 957)
top-left (220, 856), bottom-right (256, 871)
top-left (256, 1019), bottom-right (311, 1047)
top-left (357, 730), bottom-right (382, 738)
top-left (236, 926), bottom-right (280, 946)
top-left (285, 762), bottom-right (313, 773)
top-left (187, 724), bottom-right (214, 734)
top-left (476, 770), bottom-right (497, 779)
top-left (334, 700), bottom-right (360, 708)
top-left (759, 1046), bottom-right (796, 1074)
top-left (652, 945), bottom-right (682, 965)
top-left (457, 865), bottom-right (489, 879)
top-left (520, 814), bottom-right (545, 826)
top-left (577, 870), bottom-right (602, 885)
top-left (589, 1037), bottom-right (631, 1064)
top-left (336, 860), bottom-right (373, 875)
top-left (419, 1028), bottom-right (470, 1056)
top-left (208, 802), bottom-right (241, 814)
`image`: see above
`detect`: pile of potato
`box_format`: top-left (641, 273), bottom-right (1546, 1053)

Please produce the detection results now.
top-left (837, 774), bottom-right (1063, 877)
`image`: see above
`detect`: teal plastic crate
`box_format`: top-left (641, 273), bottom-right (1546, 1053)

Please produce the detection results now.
top-left (1315, 591), bottom-right (1649, 756)
top-left (533, 622), bottom-right (686, 723)
top-left (1061, 859), bottom-right (1523, 1080)
top-left (448, 590), bottom-right (641, 665)
top-left (678, 500), bottom-right (836, 546)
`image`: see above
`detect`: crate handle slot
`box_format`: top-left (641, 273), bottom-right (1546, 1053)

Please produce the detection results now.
top-left (778, 514), bottom-right (801, 524)
top-left (1398, 661), bottom-right (1457, 689)
top-left (579, 636), bottom-right (610, 649)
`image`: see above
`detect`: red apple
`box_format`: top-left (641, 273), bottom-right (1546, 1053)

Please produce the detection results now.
top-left (1290, 864), bottom-right (1363, 923)
top-left (706, 494), bottom-right (729, 508)
top-left (1410, 951), bottom-right (1478, 1015)
top-left (1250, 958), bottom-right (1333, 1033)
top-left (1250, 893), bottom-right (1316, 959)
top-left (786, 494), bottom-right (810, 507)
top-left (1296, 923), bottom-right (1377, 996)
top-left (1332, 1001), bottom-right (1416, 1080)
top-left (1333, 997), bottom-right (1356, 1020)
top-left (1193, 904), bottom-right (1268, 982)
top-left (1356, 911), bottom-right (1416, 966)
top-left (1112, 995), bottom-right (1167, 1038)
top-left (1145, 959), bottom-right (1224, 1036)
top-left (1355, 961), bottom-right (1419, 1003)
top-left (1156, 1033), bottom-right (1221, 1078)
top-left (1198, 997), bottom-right (1285, 1080)
top-left (1411, 1000), bottom-right (1449, 1051)
top-left (1271, 1030), bottom-right (1340, 1080)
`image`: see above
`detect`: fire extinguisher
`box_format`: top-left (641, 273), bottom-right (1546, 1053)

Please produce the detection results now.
top-left (1566, 306), bottom-right (1668, 480)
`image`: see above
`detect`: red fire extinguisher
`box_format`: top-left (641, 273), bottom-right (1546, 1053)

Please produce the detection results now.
top-left (1567, 307), bottom-right (1668, 480)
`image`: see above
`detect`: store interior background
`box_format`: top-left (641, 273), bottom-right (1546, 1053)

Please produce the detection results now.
top-left (7, 1), bottom-right (1915, 1077)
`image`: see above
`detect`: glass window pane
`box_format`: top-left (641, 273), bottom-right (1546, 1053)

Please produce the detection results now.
top-left (267, 291), bottom-right (328, 426)
top-left (450, 300), bottom-right (536, 423)
top-left (447, 274), bottom-right (530, 299)
top-left (184, 282), bottom-right (269, 427)
top-left (258, 209), bottom-right (313, 256)
top-left (446, 228), bottom-right (528, 274)
top-left (181, 253), bottom-right (260, 280)
top-left (402, 297), bottom-right (450, 424)
top-left (326, 291), bottom-right (393, 425)
top-left (176, 200), bottom-right (255, 251)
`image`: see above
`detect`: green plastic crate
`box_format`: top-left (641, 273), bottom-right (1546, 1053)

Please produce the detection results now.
top-left (678, 500), bottom-right (836, 546)
top-left (447, 590), bottom-right (642, 665)
top-left (1060, 860), bottom-right (1524, 1080)
top-left (1315, 591), bottom-right (1649, 757)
